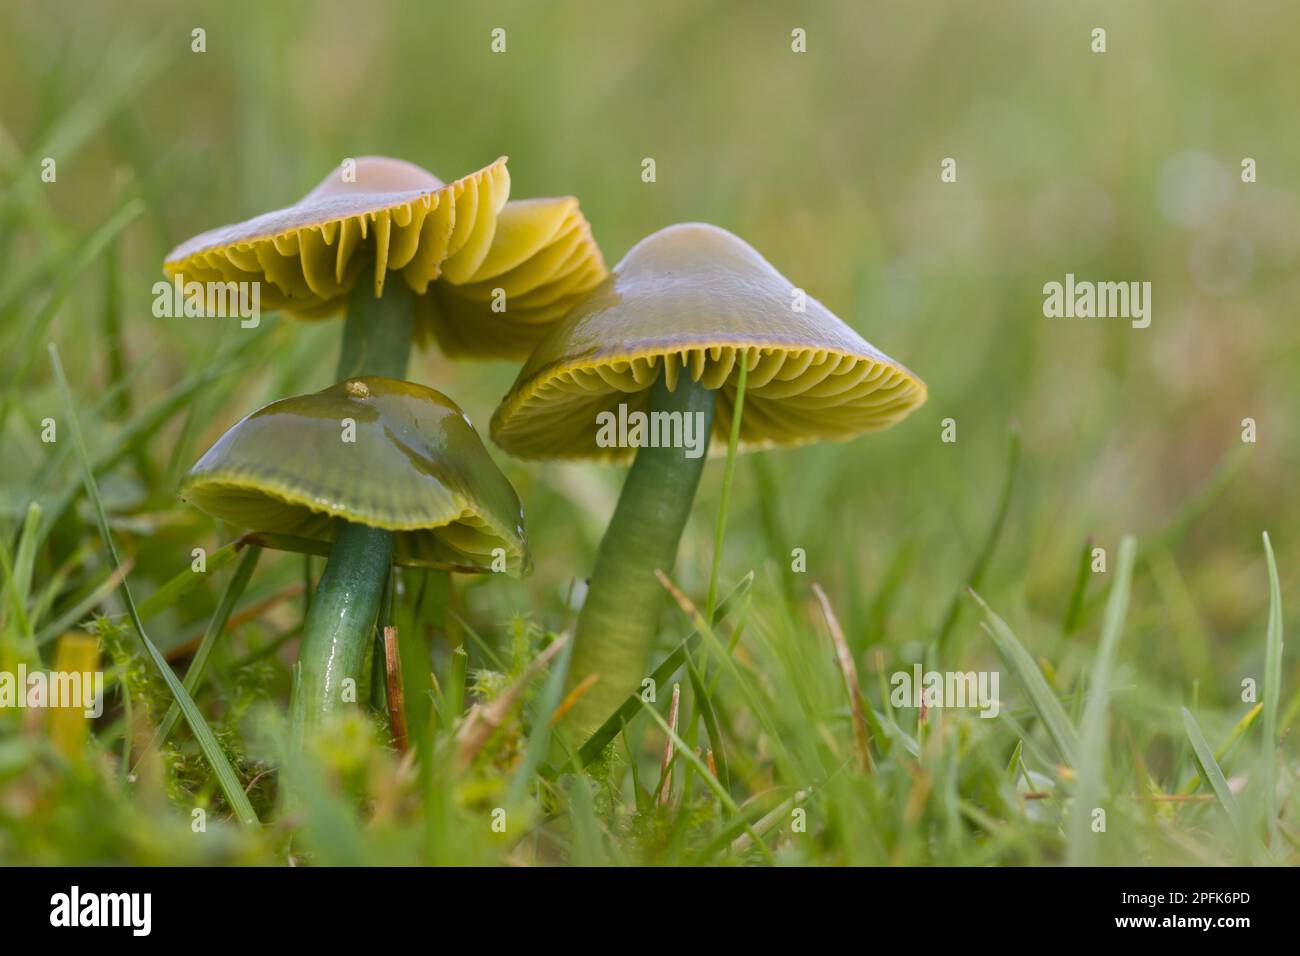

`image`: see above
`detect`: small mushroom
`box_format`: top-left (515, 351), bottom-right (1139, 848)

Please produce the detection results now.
top-left (164, 156), bottom-right (605, 374)
top-left (491, 223), bottom-right (926, 742)
top-left (180, 376), bottom-right (527, 739)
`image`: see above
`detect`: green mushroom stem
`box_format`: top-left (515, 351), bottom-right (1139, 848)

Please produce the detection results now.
top-left (290, 522), bottom-right (394, 738)
top-left (335, 277), bottom-right (414, 380)
top-left (561, 373), bottom-right (717, 746)
top-left (288, 277), bottom-right (414, 741)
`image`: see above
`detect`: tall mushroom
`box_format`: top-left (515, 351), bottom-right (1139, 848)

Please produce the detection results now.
top-left (180, 376), bottom-right (527, 739)
top-left (164, 156), bottom-right (606, 375)
top-left (491, 223), bottom-right (927, 746)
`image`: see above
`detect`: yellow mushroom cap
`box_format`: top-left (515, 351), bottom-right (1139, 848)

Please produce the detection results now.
top-left (490, 223), bottom-right (927, 462)
top-left (164, 156), bottom-right (510, 314)
top-left (180, 376), bottom-right (528, 575)
top-left (163, 156), bottom-right (607, 359)
top-left (418, 196), bottom-right (608, 358)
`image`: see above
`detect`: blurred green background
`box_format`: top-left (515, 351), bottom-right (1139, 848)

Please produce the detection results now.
top-left (0, 0), bottom-right (1295, 864)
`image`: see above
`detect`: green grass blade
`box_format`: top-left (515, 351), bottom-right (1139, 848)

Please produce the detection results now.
top-left (550, 571), bottom-right (754, 777)
top-left (22, 343), bottom-right (158, 501)
top-left (639, 699), bottom-right (775, 863)
top-left (1153, 444), bottom-right (1247, 551)
top-left (506, 631), bottom-right (576, 806)
top-left (1176, 702), bottom-right (1261, 796)
top-left (50, 344), bottom-right (259, 827)
top-left (1181, 706), bottom-right (1246, 841)
top-left (0, 531), bottom-right (37, 663)
top-left (751, 454), bottom-right (796, 608)
top-left (936, 422), bottom-right (1020, 656)
top-left (26, 540), bottom-right (91, 629)
top-left (1067, 535), bottom-right (1136, 866)
top-left (0, 199), bottom-right (145, 432)
top-left (686, 348), bottom-right (750, 794)
top-left (11, 502), bottom-right (41, 600)
top-left (101, 240), bottom-right (129, 415)
top-left (971, 589), bottom-right (1080, 768)
top-left (34, 340), bottom-right (259, 549)
top-left (706, 348), bottom-right (747, 623)
top-left (655, 571), bottom-right (792, 768)
top-left (2, 39), bottom-right (170, 212)
top-left (153, 546), bottom-right (261, 747)
top-left (34, 559), bottom-right (131, 647)
top-left (1061, 535), bottom-right (1093, 635)
top-left (265, 715), bottom-right (371, 865)
top-left (132, 537), bottom-right (248, 622)
top-left (1261, 531), bottom-right (1283, 845)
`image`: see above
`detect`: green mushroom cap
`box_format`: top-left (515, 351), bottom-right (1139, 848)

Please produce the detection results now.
top-left (181, 376), bottom-right (528, 575)
top-left (490, 222), bottom-right (927, 462)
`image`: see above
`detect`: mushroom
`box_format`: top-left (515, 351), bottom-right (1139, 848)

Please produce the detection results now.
top-left (180, 375), bottom-right (528, 739)
top-left (164, 156), bottom-right (605, 376)
top-left (490, 223), bottom-right (927, 744)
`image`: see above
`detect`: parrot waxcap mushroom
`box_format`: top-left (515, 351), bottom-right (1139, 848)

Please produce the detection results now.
top-left (165, 156), bottom-right (511, 315)
top-left (164, 155), bottom-right (606, 370)
top-left (492, 222), bottom-right (925, 460)
top-left (180, 376), bottom-right (527, 738)
top-left (491, 222), bottom-right (926, 744)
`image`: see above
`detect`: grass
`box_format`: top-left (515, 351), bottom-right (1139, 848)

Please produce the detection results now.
top-left (1068, 535), bottom-right (1135, 865)
top-left (50, 343), bottom-right (259, 827)
top-left (0, 0), bottom-right (1295, 866)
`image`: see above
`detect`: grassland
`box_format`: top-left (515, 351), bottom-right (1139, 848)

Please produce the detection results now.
top-left (0, 0), bottom-right (1295, 866)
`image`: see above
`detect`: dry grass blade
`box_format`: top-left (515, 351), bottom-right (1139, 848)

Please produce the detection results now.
top-left (455, 630), bottom-right (570, 769)
top-left (165, 581), bottom-right (304, 661)
top-left (813, 583), bottom-right (874, 773)
top-left (656, 568), bottom-right (704, 626)
top-left (658, 683), bottom-right (682, 806)
top-left (384, 626), bottom-right (408, 753)
top-left (550, 672), bottom-right (599, 727)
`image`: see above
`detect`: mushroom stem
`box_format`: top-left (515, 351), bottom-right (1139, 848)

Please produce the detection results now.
top-left (291, 279), bottom-right (413, 742)
top-left (335, 277), bottom-right (415, 380)
top-left (290, 521), bottom-right (395, 739)
top-left (560, 373), bottom-right (716, 748)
